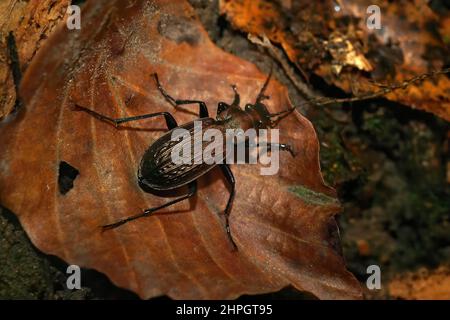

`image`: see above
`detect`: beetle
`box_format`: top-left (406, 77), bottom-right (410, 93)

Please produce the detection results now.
top-left (74, 71), bottom-right (296, 248)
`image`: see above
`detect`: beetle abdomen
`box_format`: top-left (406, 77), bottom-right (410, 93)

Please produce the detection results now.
top-left (138, 117), bottom-right (223, 191)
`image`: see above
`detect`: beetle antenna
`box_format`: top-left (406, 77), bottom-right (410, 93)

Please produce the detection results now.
top-left (255, 68), bottom-right (273, 104)
top-left (269, 106), bottom-right (296, 127)
top-left (270, 106), bottom-right (296, 117)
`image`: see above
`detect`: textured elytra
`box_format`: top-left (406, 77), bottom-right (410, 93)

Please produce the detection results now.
top-left (140, 117), bottom-right (222, 190)
top-left (0, 0), bottom-right (362, 299)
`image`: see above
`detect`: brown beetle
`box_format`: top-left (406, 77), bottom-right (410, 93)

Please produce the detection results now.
top-left (74, 72), bottom-right (295, 248)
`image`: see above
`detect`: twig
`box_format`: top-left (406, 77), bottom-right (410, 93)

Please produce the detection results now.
top-left (248, 34), bottom-right (450, 110)
top-left (309, 68), bottom-right (450, 107)
top-left (6, 31), bottom-right (22, 113)
top-left (248, 34), bottom-right (317, 100)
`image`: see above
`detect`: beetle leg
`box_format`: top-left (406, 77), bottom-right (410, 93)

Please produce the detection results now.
top-left (73, 104), bottom-right (178, 130)
top-left (152, 73), bottom-right (209, 118)
top-left (251, 142), bottom-right (296, 157)
top-left (219, 164), bottom-right (237, 250)
top-left (101, 181), bottom-right (197, 231)
top-left (170, 99), bottom-right (209, 118)
top-left (217, 102), bottom-right (231, 114)
top-left (244, 103), bottom-right (254, 112)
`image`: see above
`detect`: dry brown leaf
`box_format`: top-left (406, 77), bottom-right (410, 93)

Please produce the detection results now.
top-left (335, 0), bottom-right (450, 120)
top-left (324, 31), bottom-right (373, 74)
top-left (0, 0), bottom-right (70, 119)
top-left (219, 0), bottom-right (330, 69)
top-left (0, 0), bottom-right (361, 299)
top-left (221, 0), bottom-right (450, 121)
top-left (389, 267), bottom-right (450, 300)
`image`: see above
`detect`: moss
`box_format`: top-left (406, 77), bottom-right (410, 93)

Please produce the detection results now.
top-left (336, 103), bottom-right (450, 288)
top-left (383, 187), bottom-right (450, 270)
top-left (312, 108), bottom-right (363, 186)
top-left (289, 185), bottom-right (339, 206)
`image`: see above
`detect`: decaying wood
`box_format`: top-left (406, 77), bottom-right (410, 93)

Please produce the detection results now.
top-left (0, 0), bottom-right (70, 119)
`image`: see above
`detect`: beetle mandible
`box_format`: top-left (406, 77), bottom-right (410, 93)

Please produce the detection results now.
top-left (74, 71), bottom-right (296, 249)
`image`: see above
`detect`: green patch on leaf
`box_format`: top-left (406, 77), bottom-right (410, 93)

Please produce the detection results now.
top-left (289, 185), bottom-right (339, 206)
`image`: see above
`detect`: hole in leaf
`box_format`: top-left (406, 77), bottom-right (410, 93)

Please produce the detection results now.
top-left (71, 0), bottom-right (87, 6)
top-left (58, 161), bottom-right (79, 195)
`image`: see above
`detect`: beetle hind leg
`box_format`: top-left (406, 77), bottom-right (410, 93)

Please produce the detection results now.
top-left (220, 164), bottom-right (237, 250)
top-left (101, 181), bottom-right (197, 231)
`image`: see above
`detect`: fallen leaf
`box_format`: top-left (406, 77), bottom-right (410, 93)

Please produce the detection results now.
top-left (0, 0), bottom-right (361, 299)
top-left (335, 0), bottom-right (450, 120)
top-left (324, 31), bottom-right (373, 74)
top-left (0, 0), bottom-right (70, 119)
top-left (219, 0), bottom-right (331, 70)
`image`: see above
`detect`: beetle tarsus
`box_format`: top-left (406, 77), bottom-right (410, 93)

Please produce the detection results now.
top-left (280, 144), bottom-right (296, 157)
top-left (152, 72), bottom-right (177, 106)
top-left (225, 223), bottom-right (237, 250)
top-left (101, 209), bottom-right (155, 231)
top-left (101, 221), bottom-right (126, 231)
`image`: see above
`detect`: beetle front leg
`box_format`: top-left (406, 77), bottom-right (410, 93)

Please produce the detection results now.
top-left (101, 181), bottom-right (197, 230)
top-left (220, 164), bottom-right (237, 250)
top-left (152, 73), bottom-right (209, 118)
